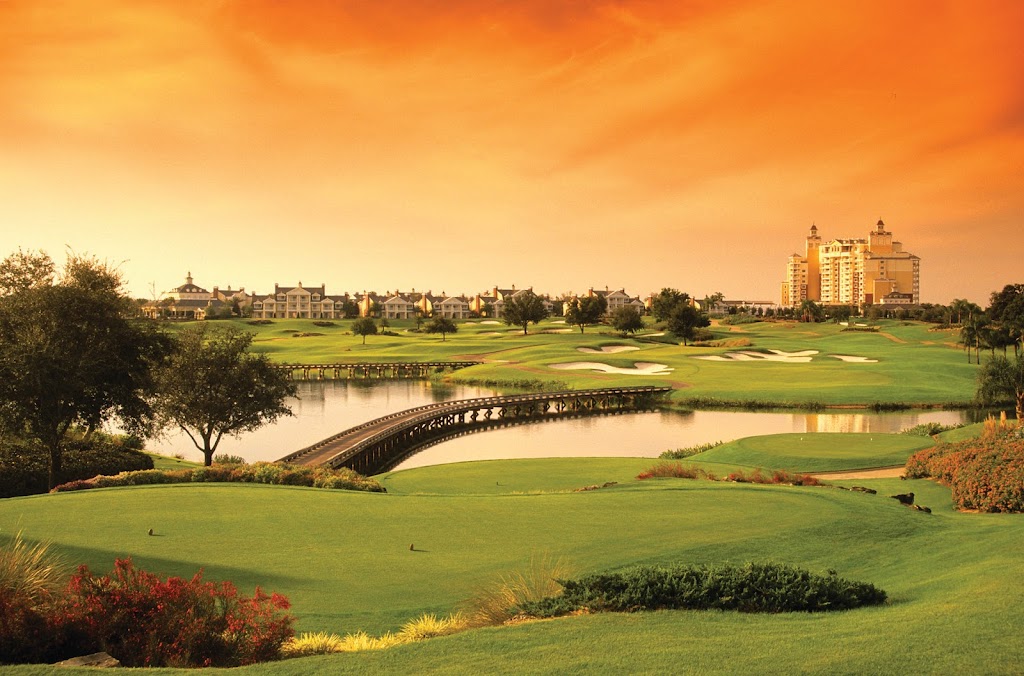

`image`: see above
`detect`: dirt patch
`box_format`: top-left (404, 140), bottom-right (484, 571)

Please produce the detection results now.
top-left (878, 332), bottom-right (907, 344)
top-left (811, 466), bottom-right (905, 480)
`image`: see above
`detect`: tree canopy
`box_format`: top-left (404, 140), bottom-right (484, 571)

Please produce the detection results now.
top-left (611, 306), bottom-right (645, 335)
top-left (975, 355), bottom-right (1024, 422)
top-left (651, 288), bottom-right (691, 322)
top-left (350, 317), bottom-right (378, 344)
top-left (501, 291), bottom-right (549, 334)
top-left (154, 324), bottom-right (295, 466)
top-left (665, 304), bottom-right (710, 346)
top-left (424, 317), bottom-right (458, 341)
top-left (564, 295), bottom-right (607, 334)
top-left (0, 251), bottom-right (170, 487)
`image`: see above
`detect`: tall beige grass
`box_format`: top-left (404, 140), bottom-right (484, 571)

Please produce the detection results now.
top-left (462, 555), bottom-right (575, 627)
top-left (0, 531), bottom-right (68, 608)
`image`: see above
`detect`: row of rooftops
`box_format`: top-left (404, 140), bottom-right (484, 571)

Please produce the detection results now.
top-left (156, 275), bottom-right (652, 308)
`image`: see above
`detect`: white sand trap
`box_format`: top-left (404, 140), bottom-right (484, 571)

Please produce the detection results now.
top-left (478, 332), bottom-right (503, 336)
top-left (551, 320), bottom-right (566, 324)
top-left (541, 328), bottom-right (573, 334)
top-left (830, 355), bottom-right (879, 363)
top-left (549, 361), bottom-right (673, 375)
top-left (577, 346), bottom-right (640, 354)
top-left (480, 320), bottom-right (500, 325)
top-left (694, 350), bottom-right (817, 363)
top-left (644, 332), bottom-right (666, 337)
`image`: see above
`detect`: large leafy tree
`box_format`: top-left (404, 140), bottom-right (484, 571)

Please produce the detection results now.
top-left (976, 355), bottom-right (1024, 422)
top-left (988, 284), bottom-right (1024, 356)
top-left (501, 291), bottom-right (549, 335)
top-left (564, 295), bottom-right (607, 334)
top-left (155, 324), bottom-right (295, 466)
top-left (651, 288), bottom-right (690, 322)
top-left (666, 304), bottom-right (710, 346)
top-left (611, 306), bottom-right (645, 336)
top-left (424, 317), bottom-right (457, 341)
top-left (0, 251), bottom-right (170, 488)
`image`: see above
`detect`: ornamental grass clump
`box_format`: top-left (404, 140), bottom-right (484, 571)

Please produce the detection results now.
top-left (463, 556), bottom-right (576, 627)
top-left (396, 612), bottom-right (468, 641)
top-left (0, 532), bottom-right (69, 664)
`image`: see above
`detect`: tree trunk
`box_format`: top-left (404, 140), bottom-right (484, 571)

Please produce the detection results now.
top-left (1016, 392), bottom-right (1023, 425)
top-left (48, 443), bottom-right (62, 490)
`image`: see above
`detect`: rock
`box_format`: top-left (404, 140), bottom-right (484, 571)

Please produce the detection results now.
top-left (912, 504), bottom-right (932, 513)
top-left (891, 492), bottom-right (915, 505)
top-left (54, 652), bottom-right (121, 668)
top-left (851, 486), bottom-right (878, 494)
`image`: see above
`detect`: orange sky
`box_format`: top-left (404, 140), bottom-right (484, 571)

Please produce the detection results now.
top-left (2, 0), bottom-right (1021, 303)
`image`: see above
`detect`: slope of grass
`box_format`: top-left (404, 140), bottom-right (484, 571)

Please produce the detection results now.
top-left (2, 450), bottom-right (1023, 674)
top-left (690, 433), bottom-right (935, 472)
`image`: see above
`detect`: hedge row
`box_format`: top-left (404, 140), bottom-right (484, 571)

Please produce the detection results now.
top-left (0, 434), bottom-right (152, 498)
top-left (904, 426), bottom-right (1024, 512)
top-left (51, 462), bottom-right (385, 494)
top-left (519, 562), bottom-right (887, 617)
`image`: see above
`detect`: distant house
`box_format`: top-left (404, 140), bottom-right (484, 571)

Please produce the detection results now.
top-left (381, 293), bottom-right (416, 319)
top-left (492, 287), bottom-right (555, 319)
top-left (143, 272), bottom-right (249, 320)
top-left (250, 283), bottom-right (348, 319)
top-left (564, 287), bottom-right (645, 317)
top-left (435, 295), bottom-right (471, 319)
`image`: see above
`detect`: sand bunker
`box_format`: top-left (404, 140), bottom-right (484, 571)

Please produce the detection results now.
top-left (478, 332), bottom-right (503, 336)
top-left (695, 349), bottom-right (817, 363)
top-left (643, 332), bottom-right (666, 337)
top-left (549, 361), bottom-right (673, 375)
top-left (695, 349), bottom-right (879, 364)
top-left (541, 328), bottom-right (574, 334)
top-left (577, 346), bottom-right (640, 354)
top-left (480, 320), bottom-right (500, 325)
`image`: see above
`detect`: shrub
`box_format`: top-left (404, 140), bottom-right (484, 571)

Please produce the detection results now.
top-left (55, 558), bottom-right (293, 667)
top-left (904, 427), bottom-right (1024, 512)
top-left (0, 432), bottom-right (154, 498)
top-left (519, 562), bottom-right (886, 617)
top-left (900, 422), bottom-right (965, 437)
top-left (213, 454), bottom-right (247, 465)
top-left (51, 463), bottom-right (385, 494)
top-left (660, 441), bottom-right (723, 459)
top-left (247, 319), bottom-right (273, 325)
top-left (637, 462), bottom-right (703, 480)
top-left (636, 464), bottom-right (822, 487)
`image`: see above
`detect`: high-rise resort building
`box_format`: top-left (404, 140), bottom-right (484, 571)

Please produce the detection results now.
top-left (781, 220), bottom-right (920, 308)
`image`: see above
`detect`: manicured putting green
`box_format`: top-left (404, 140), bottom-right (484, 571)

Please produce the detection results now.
top-left (692, 432), bottom-right (934, 472)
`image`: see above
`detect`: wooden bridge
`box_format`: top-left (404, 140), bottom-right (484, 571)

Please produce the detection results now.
top-left (278, 386), bottom-right (673, 475)
top-left (274, 361), bottom-right (481, 380)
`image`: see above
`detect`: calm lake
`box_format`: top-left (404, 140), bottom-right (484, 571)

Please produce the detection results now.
top-left (146, 381), bottom-right (984, 470)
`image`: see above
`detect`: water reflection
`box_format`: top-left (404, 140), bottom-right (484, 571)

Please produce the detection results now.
top-left (144, 381), bottom-right (985, 468)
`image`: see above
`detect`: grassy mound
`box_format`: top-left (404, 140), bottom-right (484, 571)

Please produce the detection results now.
top-left (692, 433), bottom-right (934, 472)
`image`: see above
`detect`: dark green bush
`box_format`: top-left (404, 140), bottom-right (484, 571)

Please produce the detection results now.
top-left (0, 433), bottom-right (154, 498)
top-left (520, 562), bottom-right (886, 617)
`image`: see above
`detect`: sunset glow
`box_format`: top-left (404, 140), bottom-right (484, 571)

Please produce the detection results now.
top-left (2, 1), bottom-right (1021, 302)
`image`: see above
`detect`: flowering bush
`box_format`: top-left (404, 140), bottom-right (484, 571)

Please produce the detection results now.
top-left (52, 462), bottom-right (385, 494)
top-left (904, 427), bottom-right (1024, 512)
top-left (637, 463), bottom-right (821, 486)
top-left (54, 558), bottom-right (293, 667)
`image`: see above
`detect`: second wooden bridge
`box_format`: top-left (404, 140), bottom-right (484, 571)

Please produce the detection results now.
top-left (279, 386), bottom-right (673, 475)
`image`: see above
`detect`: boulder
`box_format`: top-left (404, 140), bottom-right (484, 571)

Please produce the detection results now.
top-left (54, 652), bottom-right (121, 668)
top-left (890, 492), bottom-right (915, 505)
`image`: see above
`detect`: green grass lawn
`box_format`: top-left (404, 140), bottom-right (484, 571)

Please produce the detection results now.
top-left (160, 317), bottom-right (983, 408)
top-left (2, 449), bottom-right (1022, 674)
top-left (689, 432), bottom-right (935, 472)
